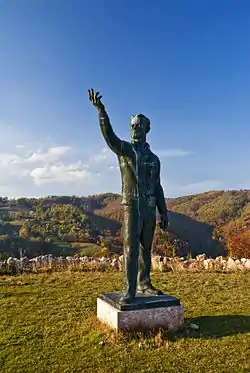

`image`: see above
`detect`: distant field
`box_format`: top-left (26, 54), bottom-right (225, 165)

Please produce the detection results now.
top-left (70, 242), bottom-right (97, 248)
top-left (52, 241), bottom-right (71, 247)
top-left (0, 271), bottom-right (249, 373)
top-left (70, 242), bottom-right (104, 256)
top-left (8, 220), bottom-right (24, 228)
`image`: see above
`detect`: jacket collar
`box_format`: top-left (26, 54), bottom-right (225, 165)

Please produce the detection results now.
top-left (132, 142), bottom-right (150, 153)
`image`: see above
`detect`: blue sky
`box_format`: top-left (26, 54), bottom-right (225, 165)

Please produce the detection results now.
top-left (0, 0), bottom-right (250, 198)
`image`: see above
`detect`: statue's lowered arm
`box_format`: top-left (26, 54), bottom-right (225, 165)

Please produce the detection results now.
top-left (155, 159), bottom-right (169, 230)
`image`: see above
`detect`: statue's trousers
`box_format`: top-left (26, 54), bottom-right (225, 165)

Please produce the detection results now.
top-left (122, 200), bottom-right (156, 296)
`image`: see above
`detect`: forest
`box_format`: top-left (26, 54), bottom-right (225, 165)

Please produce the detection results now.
top-left (0, 189), bottom-right (249, 260)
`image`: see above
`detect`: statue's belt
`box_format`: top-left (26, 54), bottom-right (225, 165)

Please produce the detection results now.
top-left (122, 194), bottom-right (156, 206)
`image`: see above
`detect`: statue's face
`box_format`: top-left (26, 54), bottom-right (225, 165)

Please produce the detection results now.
top-left (130, 115), bottom-right (148, 142)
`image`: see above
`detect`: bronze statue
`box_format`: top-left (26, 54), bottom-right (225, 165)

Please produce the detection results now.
top-left (88, 89), bottom-right (168, 304)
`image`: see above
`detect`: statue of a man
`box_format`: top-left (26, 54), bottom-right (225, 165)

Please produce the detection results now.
top-left (89, 89), bottom-right (168, 304)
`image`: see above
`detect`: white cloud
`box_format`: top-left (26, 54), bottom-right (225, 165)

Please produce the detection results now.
top-left (0, 153), bottom-right (20, 167)
top-left (156, 149), bottom-right (193, 158)
top-left (0, 185), bottom-right (22, 198)
top-left (0, 146), bottom-right (71, 168)
top-left (0, 144), bottom-right (107, 194)
top-left (108, 165), bottom-right (119, 171)
top-left (92, 147), bottom-right (109, 162)
top-left (30, 162), bottom-right (90, 185)
top-left (92, 147), bottom-right (116, 165)
top-left (0, 137), bottom-right (239, 198)
top-left (24, 146), bottom-right (71, 163)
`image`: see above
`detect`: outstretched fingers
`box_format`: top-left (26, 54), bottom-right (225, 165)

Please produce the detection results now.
top-left (95, 91), bottom-right (103, 102)
top-left (88, 88), bottom-right (103, 107)
top-left (95, 91), bottom-right (100, 105)
top-left (88, 88), bottom-right (94, 102)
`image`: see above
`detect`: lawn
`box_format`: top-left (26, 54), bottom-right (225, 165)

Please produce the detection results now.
top-left (0, 271), bottom-right (249, 373)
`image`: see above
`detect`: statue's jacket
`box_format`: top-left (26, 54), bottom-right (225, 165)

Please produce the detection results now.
top-left (99, 110), bottom-right (167, 217)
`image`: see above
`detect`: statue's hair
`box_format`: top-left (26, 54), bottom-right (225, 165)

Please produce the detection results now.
top-left (130, 114), bottom-right (151, 134)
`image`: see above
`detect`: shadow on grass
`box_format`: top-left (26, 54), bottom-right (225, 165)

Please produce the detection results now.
top-left (98, 315), bottom-right (250, 344)
top-left (183, 315), bottom-right (250, 339)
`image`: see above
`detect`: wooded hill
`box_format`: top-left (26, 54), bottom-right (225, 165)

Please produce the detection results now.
top-left (0, 189), bottom-right (249, 259)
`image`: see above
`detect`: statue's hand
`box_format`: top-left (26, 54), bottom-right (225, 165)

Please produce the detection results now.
top-left (158, 214), bottom-right (169, 231)
top-left (88, 88), bottom-right (105, 112)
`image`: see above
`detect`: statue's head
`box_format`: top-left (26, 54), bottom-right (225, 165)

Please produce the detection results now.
top-left (130, 114), bottom-right (150, 143)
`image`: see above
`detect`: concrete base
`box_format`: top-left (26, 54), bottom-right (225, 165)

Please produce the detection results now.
top-left (97, 293), bottom-right (184, 332)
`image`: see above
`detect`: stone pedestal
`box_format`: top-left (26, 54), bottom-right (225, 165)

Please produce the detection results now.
top-left (97, 293), bottom-right (184, 332)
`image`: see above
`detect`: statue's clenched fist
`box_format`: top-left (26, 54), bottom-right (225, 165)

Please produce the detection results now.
top-left (158, 214), bottom-right (169, 232)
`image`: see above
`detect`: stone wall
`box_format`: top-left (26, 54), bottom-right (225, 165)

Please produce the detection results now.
top-left (1, 254), bottom-right (250, 274)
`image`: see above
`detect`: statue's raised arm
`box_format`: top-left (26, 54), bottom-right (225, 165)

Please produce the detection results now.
top-left (88, 89), bottom-right (131, 156)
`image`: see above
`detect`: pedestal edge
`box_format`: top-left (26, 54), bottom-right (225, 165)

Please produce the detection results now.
top-left (98, 292), bottom-right (181, 311)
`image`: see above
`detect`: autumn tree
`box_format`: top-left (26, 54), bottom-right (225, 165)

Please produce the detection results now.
top-left (214, 218), bottom-right (250, 258)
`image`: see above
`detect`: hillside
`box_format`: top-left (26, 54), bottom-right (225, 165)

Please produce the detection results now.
top-left (91, 190), bottom-right (250, 225)
top-left (92, 189), bottom-right (250, 257)
top-left (0, 190), bottom-right (249, 259)
top-left (168, 190), bottom-right (250, 224)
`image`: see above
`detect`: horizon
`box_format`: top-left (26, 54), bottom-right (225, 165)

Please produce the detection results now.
top-left (1, 188), bottom-right (249, 201)
top-left (1, 1), bottom-right (250, 198)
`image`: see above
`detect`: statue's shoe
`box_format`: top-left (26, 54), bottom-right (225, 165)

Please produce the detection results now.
top-left (119, 293), bottom-right (135, 305)
top-left (137, 284), bottom-right (164, 296)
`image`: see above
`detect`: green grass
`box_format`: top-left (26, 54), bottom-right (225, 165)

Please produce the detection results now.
top-left (0, 271), bottom-right (250, 373)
